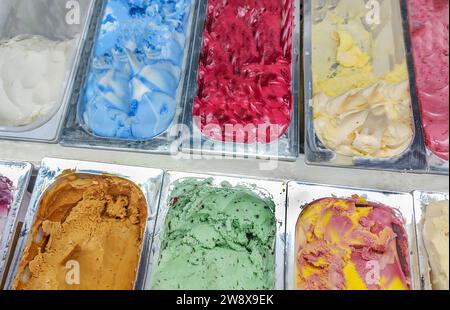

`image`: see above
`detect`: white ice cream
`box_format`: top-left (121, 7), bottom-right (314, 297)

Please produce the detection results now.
top-left (0, 35), bottom-right (75, 127)
top-left (423, 200), bottom-right (449, 290)
top-left (313, 80), bottom-right (414, 158)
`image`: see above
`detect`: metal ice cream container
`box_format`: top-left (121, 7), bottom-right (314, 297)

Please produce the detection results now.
top-left (303, 0), bottom-right (428, 172)
top-left (412, 190), bottom-right (449, 290)
top-left (402, 1), bottom-right (449, 175)
top-left (146, 171), bottom-right (287, 290)
top-left (286, 181), bottom-right (421, 290)
top-left (61, 0), bottom-right (201, 155)
top-left (180, 0), bottom-right (301, 162)
top-left (0, 160), bottom-right (33, 288)
top-left (0, 0), bottom-right (99, 143)
top-left (5, 157), bottom-right (164, 290)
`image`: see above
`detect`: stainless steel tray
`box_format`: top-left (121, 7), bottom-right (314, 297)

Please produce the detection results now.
top-left (303, 0), bottom-right (428, 172)
top-left (426, 152), bottom-right (449, 175)
top-left (286, 181), bottom-right (421, 290)
top-left (412, 190), bottom-right (449, 290)
top-left (146, 171), bottom-right (287, 290)
top-left (5, 157), bottom-right (164, 290)
top-left (0, 160), bottom-right (32, 288)
top-left (180, 0), bottom-right (301, 162)
top-left (0, 0), bottom-right (99, 143)
top-left (402, 1), bottom-right (449, 175)
top-left (61, 0), bottom-right (201, 155)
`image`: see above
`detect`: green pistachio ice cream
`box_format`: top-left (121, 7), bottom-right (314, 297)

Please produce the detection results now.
top-left (151, 178), bottom-right (276, 290)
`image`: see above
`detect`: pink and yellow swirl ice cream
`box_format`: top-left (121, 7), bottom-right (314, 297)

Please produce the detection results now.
top-left (295, 195), bottom-right (411, 290)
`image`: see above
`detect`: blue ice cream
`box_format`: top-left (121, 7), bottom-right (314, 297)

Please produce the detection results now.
top-left (81, 0), bottom-right (192, 140)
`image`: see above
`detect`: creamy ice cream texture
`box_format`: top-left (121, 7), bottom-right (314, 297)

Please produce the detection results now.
top-left (0, 35), bottom-right (75, 127)
top-left (192, 0), bottom-right (294, 144)
top-left (82, 0), bottom-right (192, 140)
top-left (311, 0), bottom-right (414, 158)
top-left (296, 196), bottom-right (411, 290)
top-left (0, 175), bottom-right (14, 240)
top-left (13, 174), bottom-right (148, 290)
top-left (151, 178), bottom-right (276, 290)
top-left (408, 0), bottom-right (449, 161)
top-left (422, 200), bottom-right (449, 290)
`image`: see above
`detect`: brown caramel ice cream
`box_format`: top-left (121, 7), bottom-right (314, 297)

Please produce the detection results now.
top-left (13, 174), bottom-right (148, 290)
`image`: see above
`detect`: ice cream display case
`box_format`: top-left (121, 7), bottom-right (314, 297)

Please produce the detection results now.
top-left (286, 182), bottom-right (421, 290)
top-left (405, 0), bottom-right (449, 174)
top-left (0, 0), bottom-right (99, 143)
top-left (0, 162), bottom-right (447, 291)
top-left (147, 171), bottom-right (287, 290)
top-left (5, 158), bottom-right (164, 290)
top-left (303, 0), bottom-right (428, 172)
top-left (0, 0), bottom-right (448, 295)
top-left (61, 0), bottom-right (200, 155)
top-left (180, 0), bottom-right (301, 161)
top-left (413, 191), bottom-right (449, 290)
top-left (0, 160), bottom-right (32, 288)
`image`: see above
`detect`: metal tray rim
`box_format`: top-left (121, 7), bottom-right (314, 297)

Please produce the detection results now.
top-left (180, 0), bottom-right (301, 162)
top-left (412, 190), bottom-right (449, 290)
top-left (4, 157), bottom-right (164, 290)
top-left (303, 0), bottom-right (428, 173)
top-left (0, 0), bottom-right (98, 142)
top-left (285, 181), bottom-right (421, 290)
top-left (146, 170), bottom-right (288, 290)
top-left (0, 160), bottom-right (33, 287)
top-left (60, 0), bottom-right (201, 155)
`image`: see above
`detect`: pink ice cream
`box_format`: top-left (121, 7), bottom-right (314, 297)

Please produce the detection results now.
top-left (0, 176), bottom-right (13, 218)
top-left (193, 0), bottom-right (294, 144)
top-left (0, 175), bottom-right (14, 239)
top-left (408, 0), bottom-right (449, 161)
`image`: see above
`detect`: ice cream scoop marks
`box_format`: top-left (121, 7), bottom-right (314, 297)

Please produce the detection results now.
top-left (13, 173), bottom-right (148, 290)
top-left (309, 0), bottom-right (417, 161)
top-left (295, 196), bottom-right (411, 290)
top-left (80, 0), bottom-right (193, 141)
top-left (150, 177), bottom-right (279, 290)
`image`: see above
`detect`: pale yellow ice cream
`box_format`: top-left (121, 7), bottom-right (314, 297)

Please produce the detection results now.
top-left (313, 29), bottom-right (377, 98)
top-left (311, 0), bottom-right (414, 158)
top-left (423, 200), bottom-right (449, 290)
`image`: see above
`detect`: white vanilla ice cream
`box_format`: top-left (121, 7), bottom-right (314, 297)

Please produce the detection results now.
top-left (423, 200), bottom-right (449, 290)
top-left (0, 35), bottom-right (75, 127)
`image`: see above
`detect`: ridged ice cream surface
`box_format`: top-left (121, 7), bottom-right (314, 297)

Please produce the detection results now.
top-left (13, 174), bottom-right (148, 290)
top-left (408, 0), bottom-right (449, 161)
top-left (82, 0), bottom-right (192, 140)
top-left (311, 0), bottom-right (414, 158)
top-left (296, 196), bottom-right (411, 290)
top-left (192, 0), bottom-right (294, 144)
top-left (151, 178), bottom-right (276, 290)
